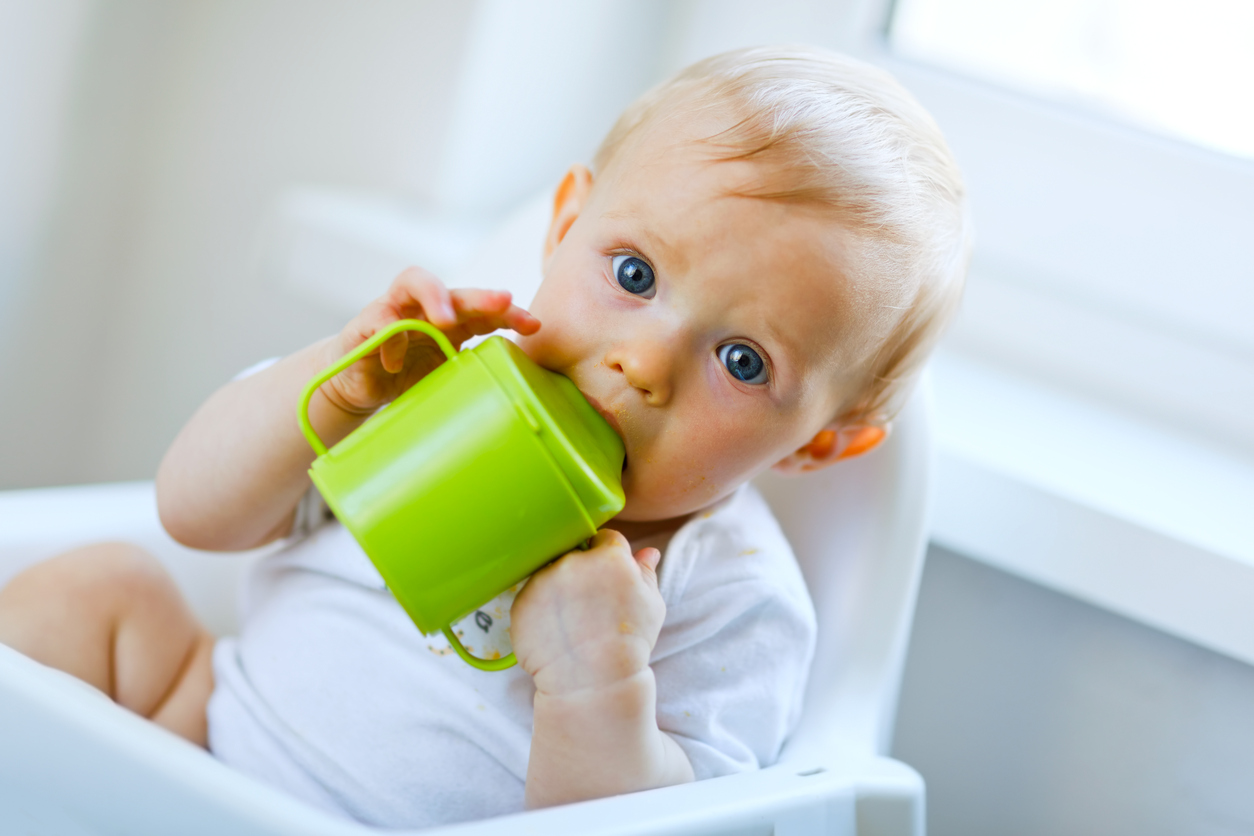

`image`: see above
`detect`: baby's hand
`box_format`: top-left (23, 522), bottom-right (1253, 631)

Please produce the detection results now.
top-left (511, 530), bottom-right (665, 696)
top-left (319, 267), bottom-right (540, 416)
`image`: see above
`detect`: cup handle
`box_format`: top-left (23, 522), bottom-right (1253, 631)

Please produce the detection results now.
top-left (442, 626), bottom-right (518, 671)
top-left (441, 541), bottom-right (594, 672)
top-left (297, 319), bottom-right (458, 456)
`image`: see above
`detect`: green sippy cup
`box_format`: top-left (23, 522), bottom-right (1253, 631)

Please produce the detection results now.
top-left (297, 319), bottom-right (625, 671)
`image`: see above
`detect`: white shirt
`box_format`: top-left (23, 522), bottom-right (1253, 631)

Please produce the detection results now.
top-left (207, 483), bottom-right (816, 829)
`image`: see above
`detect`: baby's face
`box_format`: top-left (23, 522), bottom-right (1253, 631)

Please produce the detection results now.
top-left (519, 129), bottom-right (874, 523)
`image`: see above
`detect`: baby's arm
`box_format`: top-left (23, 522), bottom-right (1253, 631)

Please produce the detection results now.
top-left (512, 530), bottom-right (695, 807)
top-left (156, 268), bottom-right (538, 551)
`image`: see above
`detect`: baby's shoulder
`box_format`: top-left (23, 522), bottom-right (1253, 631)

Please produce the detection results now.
top-left (650, 485), bottom-right (817, 778)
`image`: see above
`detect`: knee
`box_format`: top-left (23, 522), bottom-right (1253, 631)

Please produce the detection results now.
top-left (1, 542), bottom-right (174, 617)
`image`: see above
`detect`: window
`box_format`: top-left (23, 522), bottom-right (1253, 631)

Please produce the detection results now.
top-left (890, 0), bottom-right (1254, 160)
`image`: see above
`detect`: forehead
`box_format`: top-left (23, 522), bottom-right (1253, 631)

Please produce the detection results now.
top-left (592, 128), bottom-right (879, 387)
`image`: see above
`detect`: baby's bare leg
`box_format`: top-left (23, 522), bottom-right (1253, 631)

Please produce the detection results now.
top-left (0, 542), bottom-right (215, 746)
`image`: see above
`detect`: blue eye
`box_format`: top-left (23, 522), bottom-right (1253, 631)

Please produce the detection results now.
top-left (612, 254), bottom-right (655, 297)
top-left (718, 343), bottom-right (768, 385)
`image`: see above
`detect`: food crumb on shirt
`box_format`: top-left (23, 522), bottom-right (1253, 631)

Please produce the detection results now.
top-left (739, 548), bottom-right (760, 556)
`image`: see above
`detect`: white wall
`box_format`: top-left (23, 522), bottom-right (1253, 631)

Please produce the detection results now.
top-left (0, 0), bottom-right (478, 488)
top-left (0, 0), bottom-right (92, 361)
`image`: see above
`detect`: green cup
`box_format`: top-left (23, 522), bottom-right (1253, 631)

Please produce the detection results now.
top-left (297, 319), bottom-right (625, 671)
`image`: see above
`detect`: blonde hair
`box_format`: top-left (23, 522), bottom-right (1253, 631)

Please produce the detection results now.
top-left (593, 46), bottom-right (971, 424)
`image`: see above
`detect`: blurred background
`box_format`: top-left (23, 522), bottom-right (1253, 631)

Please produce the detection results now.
top-left (2, 1), bottom-right (1252, 834)
top-left (3, 0), bottom-right (1250, 492)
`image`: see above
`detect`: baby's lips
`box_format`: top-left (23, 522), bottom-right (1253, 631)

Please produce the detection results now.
top-left (581, 393), bottom-right (623, 438)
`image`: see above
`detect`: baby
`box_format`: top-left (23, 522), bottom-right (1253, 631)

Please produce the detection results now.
top-left (0, 46), bottom-right (968, 827)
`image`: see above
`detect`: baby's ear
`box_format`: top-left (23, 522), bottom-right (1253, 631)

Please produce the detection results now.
top-left (543, 164), bottom-right (594, 263)
top-left (771, 423), bottom-right (889, 475)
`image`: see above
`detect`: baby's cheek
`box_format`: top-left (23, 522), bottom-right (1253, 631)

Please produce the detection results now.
top-left (681, 425), bottom-right (774, 493)
top-left (623, 443), bottom-right (732, 517)
top-left (517, 330), bottom-right (573, 377)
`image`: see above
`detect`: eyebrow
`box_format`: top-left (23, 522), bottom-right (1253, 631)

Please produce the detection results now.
top-left (601, 208), bottom-right (685, 273)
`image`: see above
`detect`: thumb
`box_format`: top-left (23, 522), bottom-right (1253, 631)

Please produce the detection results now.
top-left (634, 546), bottom-right (662, 585)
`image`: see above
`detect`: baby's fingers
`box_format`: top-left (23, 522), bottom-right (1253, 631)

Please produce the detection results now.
top-left (449, 287), bottom-right (512, 317)
top-left (381, 267), bottom-right (456, 327)
top-left (505, 303), bottom-right (541, 335)
top-left (634, 547), bottom-right (661, 573)
top-left (378, 331), bottom-right (409, 373)
top-left (449, 289), bottom-right (541, 336)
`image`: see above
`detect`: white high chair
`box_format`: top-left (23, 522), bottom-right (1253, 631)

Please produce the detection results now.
top-left (0, 194), bottom-right (933, 836)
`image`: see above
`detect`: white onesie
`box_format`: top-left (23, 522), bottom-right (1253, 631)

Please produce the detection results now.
top-left (207, 481), bottom-right (816, 829)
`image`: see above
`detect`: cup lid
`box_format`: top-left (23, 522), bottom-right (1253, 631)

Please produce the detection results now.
top-left (474, 337), bottom-right (625, 521)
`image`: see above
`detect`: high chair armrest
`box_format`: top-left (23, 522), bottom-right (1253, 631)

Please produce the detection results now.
top-left (0, 642), bottom-right (359, 836)
top-left (0, 481), bottom-right (166, 555)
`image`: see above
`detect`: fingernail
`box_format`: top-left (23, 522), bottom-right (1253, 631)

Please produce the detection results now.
top-left (442, 303), bottom-right (456, 321)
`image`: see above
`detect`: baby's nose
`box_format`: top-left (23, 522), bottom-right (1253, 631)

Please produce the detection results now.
top-left (604, 341), bottom-right (672, 407)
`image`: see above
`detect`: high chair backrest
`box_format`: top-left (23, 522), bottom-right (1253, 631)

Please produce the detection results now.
top-left (450, 190), bottom-right (934, 762)
top-left (757, 390), bottom-right (931, 762)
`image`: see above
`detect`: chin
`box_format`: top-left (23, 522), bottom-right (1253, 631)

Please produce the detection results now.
top-left (617, 484), bottom-right (711, 523)
top-left (616, 481), bottom-right (675, 522)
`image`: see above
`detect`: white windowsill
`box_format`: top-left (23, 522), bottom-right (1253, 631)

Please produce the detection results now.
top-left (930, 350), bottom-right (1254, 667)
